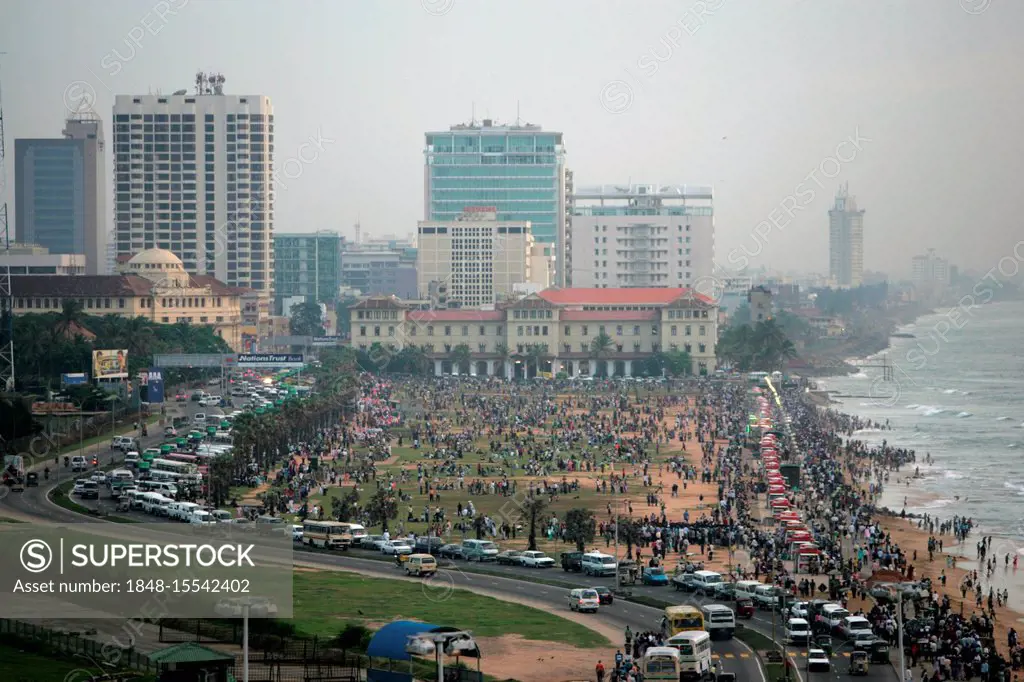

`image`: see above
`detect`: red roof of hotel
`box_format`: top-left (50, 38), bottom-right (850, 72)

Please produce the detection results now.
top-left (560, 310), bottom-right (659, 321)
top-left (538, 287), bottom-right (712, 306)
top-left (408, 310), bottom-right (505, 322)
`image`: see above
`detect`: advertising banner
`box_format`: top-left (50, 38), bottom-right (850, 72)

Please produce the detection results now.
top-left (92, 350), bottom-right (128, 380)
top-left (138, 368), bottom-right (165, 404)
top-left (61, 373), bottom-right (88, 386)
top-left (236, 354), bottom-right (304, 369)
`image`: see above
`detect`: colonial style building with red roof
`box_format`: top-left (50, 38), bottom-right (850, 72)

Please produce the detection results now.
top-left (10, 249), bottom-right (248, 350)
top-left (350, 287), bottom-right (717, 378)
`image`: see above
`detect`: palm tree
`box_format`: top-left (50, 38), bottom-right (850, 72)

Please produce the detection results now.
top-left (590, 332), bottom-right (614, 377)
top-left (494, 342), bottom-right (510, 379)
top-left (450, 343), bottom-right (472, 375)
top-left (525, 495), bottom-right (548, 551)
top-left (55, 299), bottom-right (85, 338)
top-left (752, 319), bottom-right (796, 371)
top-left (525, 343), bottom-right (546, 378)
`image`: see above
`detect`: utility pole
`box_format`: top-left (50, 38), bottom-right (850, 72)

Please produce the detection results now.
top-left (0, 54), bottom-right (15, 394)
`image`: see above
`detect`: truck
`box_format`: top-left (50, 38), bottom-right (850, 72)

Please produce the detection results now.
top-left (2, 455), bottom-right (26, 492)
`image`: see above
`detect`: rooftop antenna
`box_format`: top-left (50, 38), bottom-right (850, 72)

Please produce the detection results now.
top-left (515, 101), bottom-right (522, 126)
top-left (470, 102), bottom-right (475, 126)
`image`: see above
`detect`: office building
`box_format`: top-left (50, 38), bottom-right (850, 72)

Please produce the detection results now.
top-left (417, 208), bottom-right (534, 308)
top-left (11, 249), bottom-right (245, 349)
top-left (350, 287), bottom-right (718, 378)
top-left (912, 249), bottom-right (950, 293)
top-left (14, 115), bottom-right (107, 274)
top-left (571, 184), bottom-right (714, 289)
top-left (0, 243), bottom-right (86, 276)
top-left (273, 231), bottom-right (343, 314)
top-left (340, 237), bottom-right (417, 299)
top-left (112, 78), bottom-right (274, 296)
top-left (828, 183), bottom-right (864, 288)
top-left (424, 119), bottom-right (571, 285)
top-left (747, 286), bottom-right (773, 322)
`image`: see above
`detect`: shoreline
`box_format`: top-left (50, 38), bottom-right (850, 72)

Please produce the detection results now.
top-left (794, 390), bottom-right (1024, 653)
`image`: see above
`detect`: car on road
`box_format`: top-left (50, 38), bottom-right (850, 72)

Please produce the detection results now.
top-left (438, 544), bottom-right (466, 560)
top-left (79, 481), bottom-right (100, 500)
top-left (592, 586), bottom-right (614, 605)
top-left (568, 588), bottom-right (600, 613)
top-left (821, 605), bottom-right (850, 633)
top-left (189, 510), bottom-right (218, 527)
top-left (560, 551), bottom-right (583, 572)
top-left (790, 601), bottom-right (809, 619)
top-left (124, 452), bottom-right (140, 467)
top-left (289, 525), bottom-right (304, 542)
top-left (496, 550), bottom-right (522, 565)
top-left (380, 540), bottom-right (413, 556)
top-left (70, 455), bottom-right (88, 472)
top-left (641, 566), bottom-right (670, 586)
top-left (111, 435), bottom-right (134, 451)
top-left (359, 534), bottom-right (385, 549)
top-left (785, 617), bottom-right (811, 644)
top-left (713, 582), bottom-right (737, 601)
top-left (519, 551), bottom-right (555, 568)
top-left (414, 536), bottom-right (443, 554)
top-left (841, 616), bottom-right (874, 640)
top-left (164, 426), bottom-right (178, 437)
top-left (72, 480), bottom-right (89, 495)
top-left (807, 648), bottom-right (831, 673)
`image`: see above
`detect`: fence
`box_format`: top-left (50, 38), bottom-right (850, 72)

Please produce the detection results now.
top-left (0, 618), bottom-right (158, 675)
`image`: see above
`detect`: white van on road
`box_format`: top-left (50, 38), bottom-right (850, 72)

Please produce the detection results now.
top-left (581, 552), bottom-right (618, 577)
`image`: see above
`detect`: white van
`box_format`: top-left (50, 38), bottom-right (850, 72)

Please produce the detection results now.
top-left (568, 588), bottom-right (600, 613)
top-left (733, 580), bottom-right (763, 601)
top-left (169, 501), bottom-right (201, 521)
top-left (345, 523), bottom-right (368, 544)
top-left (108, 469), bottom-right (135, 484)
top-left (189, 510), bottom-right (218, 526)
top-left (691, 570), bottom-right (723, 596)
top-left (581, 552), bottom-right (618, 577)
top-left (462, 539), bottom-right (499, 562)
top-left (701, 604), bottom-right (736, 639)
top-left (753, 584), bottom-right (778, 610)
top-left (141, 492), bottom-right (173, 515)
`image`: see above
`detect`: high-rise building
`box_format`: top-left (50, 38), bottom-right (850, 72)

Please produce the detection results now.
top-left (570, 184), bottom-right (714, 289)
top-left (112, 80), bottom-right (274, 295)
top-left (273, 231), bottom-right (343, 313)
top-left (340, 235), bottom-right (418, 299)
top-left (14, 115), bottom-right (107, 274)
top-left (828, 183), bottom-right (864, 288)
top-left (911, 249), bottom-right (949, 293)
top-left (423, 119), bottom-right (571, 285)
top-left (417, 208), bottom-right (535, 308)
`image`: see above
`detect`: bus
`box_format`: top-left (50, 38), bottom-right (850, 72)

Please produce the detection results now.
top-left (166, 453), bottom-right (199, 465)
top-left (664, 605), bottom-right (704, 636)
top-left (665, 631), bottom-right (713, 680)
top-left (642, 647), bottom-right (681, 681)
top-left (302, 520), bottom-right (353, 550)
top-left (152, 458), bottom-right (198, 476)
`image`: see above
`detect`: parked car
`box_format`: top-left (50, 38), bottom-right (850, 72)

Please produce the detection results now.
top-left (380, 540), bottom-right (413, 556)
top-left (807, 649), bottom-right (831, 673)
top-left (519, 551), bottom-right (555, 568)
top-left (496, 550), bottom-right (523, 565)
top-left (560, 551), bottom-right (583, 572)
top-left (414, 536), bottom-right (444, 554)
top-left (641, 566), bottom-right (670, 586)
top-left (438, 544), bottom-right (466, 560)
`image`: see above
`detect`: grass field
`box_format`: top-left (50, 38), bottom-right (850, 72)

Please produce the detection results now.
top-left (292, 570), bottom-right (611, 648)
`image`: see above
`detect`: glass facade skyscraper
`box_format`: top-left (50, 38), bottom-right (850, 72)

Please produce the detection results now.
top-left (424, 120), bottom-right (568, 283)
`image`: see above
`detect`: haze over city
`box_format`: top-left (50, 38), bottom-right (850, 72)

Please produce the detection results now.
top-left (2, 0), bottom-right (1020, 277)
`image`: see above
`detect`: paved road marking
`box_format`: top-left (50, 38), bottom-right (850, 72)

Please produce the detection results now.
top-left (739, 653), bottom-right (750, 658)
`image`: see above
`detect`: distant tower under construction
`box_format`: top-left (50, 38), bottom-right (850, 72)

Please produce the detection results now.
top-left (828, 183), bottom-right (865, 288)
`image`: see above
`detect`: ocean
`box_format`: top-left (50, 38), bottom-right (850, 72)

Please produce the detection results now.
top-left (815, 300), bottom-right (1024, 559)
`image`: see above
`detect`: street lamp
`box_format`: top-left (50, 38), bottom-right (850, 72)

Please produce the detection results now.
top-left (405, 630), bottom-right (478, 682)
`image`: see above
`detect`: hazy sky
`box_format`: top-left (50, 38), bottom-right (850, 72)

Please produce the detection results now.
top-left (2, 0), bottom-right (1021, 278)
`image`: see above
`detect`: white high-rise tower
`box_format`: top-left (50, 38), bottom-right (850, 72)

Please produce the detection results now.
top-left (112, 74), bottom-right (274, 295)
top-left (828, 183), bottom-right (864, 288)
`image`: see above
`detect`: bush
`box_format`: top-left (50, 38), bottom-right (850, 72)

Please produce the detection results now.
top-left (331, 624), bottom-right (371, 651)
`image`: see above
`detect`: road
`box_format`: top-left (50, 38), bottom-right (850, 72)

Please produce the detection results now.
top-left (2, 400), bottom-right (897, 682)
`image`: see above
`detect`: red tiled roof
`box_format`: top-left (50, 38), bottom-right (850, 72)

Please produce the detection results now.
top-left (560, 310), bottom-right (659, 321)
top-left (538, 287), bottom-right (712, 306)
top-left (408, 310), bottom-right (504, 322)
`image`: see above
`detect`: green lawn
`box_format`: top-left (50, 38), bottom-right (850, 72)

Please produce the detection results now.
top-left (293, 571), bottom-right (610, 648)
top-left (0, 643), bottom-right (157, 682)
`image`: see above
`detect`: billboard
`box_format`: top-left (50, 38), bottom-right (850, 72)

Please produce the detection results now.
top-left (92, 349), bottom-right (128, 379)
top-left (138, 368), bottom-right (165, 404)
top-left (311, 336), bottom-right (342, 346)
top-left (61, 373), bottom-right (88, 386)
top-left (237, 354), bottom-right (304, 368)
